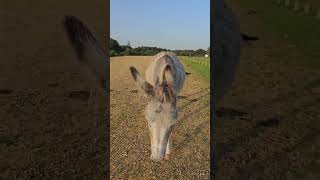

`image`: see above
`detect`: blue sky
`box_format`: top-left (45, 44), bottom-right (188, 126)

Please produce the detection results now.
top-left (111, 0), bottom-right (209, 50)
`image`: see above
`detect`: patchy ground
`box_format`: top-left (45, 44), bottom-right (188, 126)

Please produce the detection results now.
top-left (215, 1), bottom-right (320, 179)
top-left (0, 0), bottom-right (107, 179)
top-left (110, 56), bottom-right (210, 179)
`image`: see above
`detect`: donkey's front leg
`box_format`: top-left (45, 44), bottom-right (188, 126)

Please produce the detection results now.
top-left (165, 135), bottom-right (173, 160)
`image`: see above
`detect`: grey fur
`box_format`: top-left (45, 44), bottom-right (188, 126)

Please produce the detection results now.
top-left (130, 51), bottom-right (185, 161)
top-left (212, 1), bottom-right (241, 103)
top-left (63, 15), bottom-right (107, 91)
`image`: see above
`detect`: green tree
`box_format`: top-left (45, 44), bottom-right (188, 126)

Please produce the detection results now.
top-left (123, 47), bottom-right (132, 56)
top-left (110, 38), bottom-right (122, 53)
top-left (110, 49), bottom-right (118, 57)
top-left (195, 49), bottom-right (207, 56)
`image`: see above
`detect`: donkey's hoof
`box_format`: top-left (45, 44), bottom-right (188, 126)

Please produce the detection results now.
top-left (165, 154), bottom-right (170, 160)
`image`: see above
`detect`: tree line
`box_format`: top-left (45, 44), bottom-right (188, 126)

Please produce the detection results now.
top-left (110, 38), bottom-right (209, 57)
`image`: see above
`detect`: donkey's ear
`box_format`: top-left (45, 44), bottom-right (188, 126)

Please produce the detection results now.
top-left (163, 65), bottom-right (174, 87)
top-left (129, 66), bottom-right (155, 97)
top-left (63, 15), bottom-right (107, 89)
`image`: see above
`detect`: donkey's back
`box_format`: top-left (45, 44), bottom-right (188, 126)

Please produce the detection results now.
top-left (145, 51), bottom-right (185, 94)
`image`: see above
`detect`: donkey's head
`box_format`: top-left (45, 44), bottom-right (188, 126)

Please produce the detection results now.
top-left (129, 65), bottom-right (177, 161)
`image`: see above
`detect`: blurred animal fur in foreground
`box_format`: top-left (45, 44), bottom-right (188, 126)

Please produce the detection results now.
top-left (63, 15), bottom-right (107, 92)
top-left (213, 1), bottom-right (258, 104)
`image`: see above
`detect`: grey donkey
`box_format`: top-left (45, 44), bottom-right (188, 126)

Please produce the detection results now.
top-left (63, 15), bottom-right (107, 93)
top-left (129, 51), bottom-right (185, 161)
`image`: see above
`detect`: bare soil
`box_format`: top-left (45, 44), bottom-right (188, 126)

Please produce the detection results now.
top-left (110, 56), bottom-right (210, 179)
top-left (0, 1), bottom-right (107, 179)
top-left (215, 1), bottom-right (320, 179)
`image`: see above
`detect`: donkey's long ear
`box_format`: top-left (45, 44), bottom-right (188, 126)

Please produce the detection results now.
top-left (163, 65), bottom-right (174, 87)
top-left (129, 66), bottom-right (155, 97)
top-left (63, 15), bottom-right (107, 89)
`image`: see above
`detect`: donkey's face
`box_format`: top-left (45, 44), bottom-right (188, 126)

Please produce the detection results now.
top-left (130, 65), bottom-right (177, 161)
top-left (146, 97), bottom-right (177, 161)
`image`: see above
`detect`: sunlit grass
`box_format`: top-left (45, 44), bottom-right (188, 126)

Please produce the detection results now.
top-left (239, 0), bottom-right (320, 65)
top-left (180, 56), bottom-right (210, 82)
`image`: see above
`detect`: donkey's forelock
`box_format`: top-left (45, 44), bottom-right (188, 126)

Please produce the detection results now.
top-left (154, 65), bottom-right (176, 105)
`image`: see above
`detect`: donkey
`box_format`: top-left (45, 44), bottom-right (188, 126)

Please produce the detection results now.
top-left (210, 0), bottom-right (259, 175)
top-left (212, 0), bottom-right (259, 104)
top-left (63, 15), bottom-right (107, 93)
top-left (129, 51), bottom-right (185, 161)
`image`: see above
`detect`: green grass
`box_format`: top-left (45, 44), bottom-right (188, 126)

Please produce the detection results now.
top-left (180, 56), bottom-right (210, 62)
top-left (180, 56), bottom-right (210, 82)
top-left (239, 0), bottom-right (320, 65)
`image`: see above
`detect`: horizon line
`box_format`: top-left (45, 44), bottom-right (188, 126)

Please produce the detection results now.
top-left (110, 37), bottom-right (209, 51)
